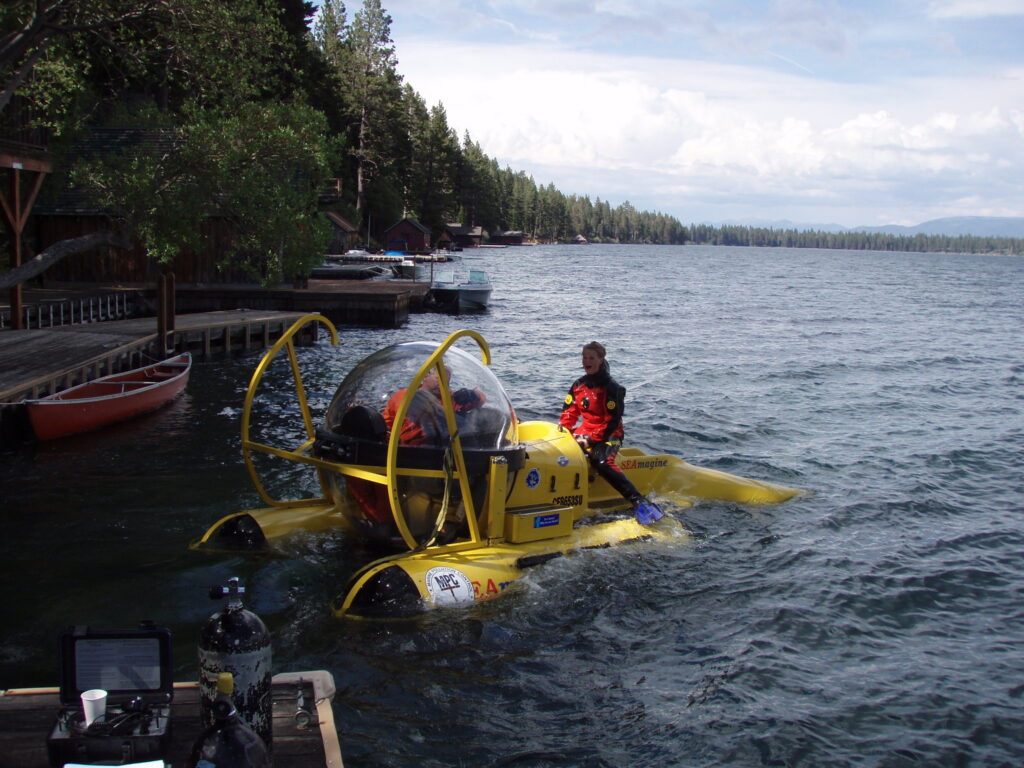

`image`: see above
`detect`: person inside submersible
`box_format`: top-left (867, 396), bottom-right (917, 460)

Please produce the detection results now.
top-left (383, 368), bottom-right (486, 445)
top-left (560, 341), bottom-right (665, 525)
top-left (343, 366), bottom-right (490, 545)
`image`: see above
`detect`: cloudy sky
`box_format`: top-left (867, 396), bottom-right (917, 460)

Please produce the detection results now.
top-left (373, 0), bottom-right (1024, 228)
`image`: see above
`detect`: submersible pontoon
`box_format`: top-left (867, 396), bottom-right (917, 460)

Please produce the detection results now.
top-left (192, 315), bottom-right (802, 619)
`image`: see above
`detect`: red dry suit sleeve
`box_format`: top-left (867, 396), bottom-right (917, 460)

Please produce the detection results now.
top-left (559, 381), bottom-right (581, 430)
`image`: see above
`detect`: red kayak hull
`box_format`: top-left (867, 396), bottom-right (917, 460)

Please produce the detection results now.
top-left (25, 353), bottom-right (191, 441)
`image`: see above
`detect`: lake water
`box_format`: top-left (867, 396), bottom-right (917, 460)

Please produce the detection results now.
top-left (2, 244), bottom-right (1023, 767)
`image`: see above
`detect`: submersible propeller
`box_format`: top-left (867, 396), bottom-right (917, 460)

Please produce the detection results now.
top-left (197, 576), bottom-right (273, 751)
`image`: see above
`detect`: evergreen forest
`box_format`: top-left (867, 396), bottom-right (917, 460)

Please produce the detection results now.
top-left (1, 1), bottom-right (1018, 288)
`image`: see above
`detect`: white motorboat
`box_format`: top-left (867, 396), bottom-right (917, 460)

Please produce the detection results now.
top-left (429, 268), bottom-right (492, 311)
top-left (311, 262), bottom-right (392, 280)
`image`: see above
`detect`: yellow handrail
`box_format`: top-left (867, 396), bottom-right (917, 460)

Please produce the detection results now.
top-left (241, 314), bottom-right (339, 508)
top-left (383, 330), bottom-right (490, 550)
top-left (239, 317), bottom-right (493, 553)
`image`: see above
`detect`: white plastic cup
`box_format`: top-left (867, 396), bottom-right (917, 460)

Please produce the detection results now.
top-left (80, 688), bottom-right (107, 727)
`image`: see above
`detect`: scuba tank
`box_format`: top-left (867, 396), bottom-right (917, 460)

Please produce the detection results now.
top-left (187, 672), bottom-right (271, 768)
top-left (198, 577), bottom-right (273, 751)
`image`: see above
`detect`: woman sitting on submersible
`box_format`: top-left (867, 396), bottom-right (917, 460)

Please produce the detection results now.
top-left (559, 341), bottom-right (664, 525)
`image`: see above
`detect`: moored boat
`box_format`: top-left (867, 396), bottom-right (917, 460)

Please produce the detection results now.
top-left (191, 315), bottom-right (803, 619)
top-left (25, 353), bottom-right (191, 441)
top-left (310, 262), bottom-right (392, 280)
top-left (428, 268), bottom-right (492, 311)
top-left (394, 258), bottom-right (417, 279)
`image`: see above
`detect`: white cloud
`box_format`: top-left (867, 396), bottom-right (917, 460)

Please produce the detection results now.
top-left (384, 1), bottom-right (1024, 226)
top-left (402, 42), bottom-right (1020, 180)
top-left (928, 0), bottom-right (1024, 19)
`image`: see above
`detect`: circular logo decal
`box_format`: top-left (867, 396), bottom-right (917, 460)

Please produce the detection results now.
top-left (557, 455), bottom-right (569, 467)
top-left (526, 468), bottom-right (541, 488)
top-left (425, 567), bottom-right (475, 606)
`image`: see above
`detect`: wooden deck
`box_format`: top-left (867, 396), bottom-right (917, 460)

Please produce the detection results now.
top-left (0, 310), bottom-right (313, 401)
top-left (2, 280), bottom-right (432, 331)
top-left (0, 278), bottom-right (435, 446)
top-left (173, 279), bottom-right (431, 327)
top-left (0, 309), bottom-right (317, 446)
top-left (0, 670), bottom-right (343, 767)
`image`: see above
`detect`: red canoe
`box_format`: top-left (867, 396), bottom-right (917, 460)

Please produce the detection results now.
top-left (25, 352), bottom-right (192, 441)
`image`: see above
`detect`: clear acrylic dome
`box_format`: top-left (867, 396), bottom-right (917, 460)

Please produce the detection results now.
top-left (323, 341), bottom-right (518, 451)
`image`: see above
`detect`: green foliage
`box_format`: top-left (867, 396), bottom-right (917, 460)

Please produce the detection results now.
top-left (69, 102), bottom-right (331, 285)
top-left (312, 0), bottom-right (348, 70)
top-left (68, 128), bottom-right (197, 263)
top-left (2, 1), bottom-right (295, 130)
top-left (342, 0), bottom-right (403, 214)
top-left (4, 0), bottom-right (337, 284)
top-left (179, 102), bottom-right (332, 284)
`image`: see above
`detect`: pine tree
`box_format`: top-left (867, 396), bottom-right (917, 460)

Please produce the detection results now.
top-left (345, 0), bottom-right (402, 218)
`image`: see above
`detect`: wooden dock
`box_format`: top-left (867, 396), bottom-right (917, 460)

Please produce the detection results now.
top-left (0, 309), bottom-right (315, 400)
top-left (0, 309), bottom-right (317, 446)
top-left (2, 280), bottom-right (432, 331)
top-left (173, 279), bottom-right (431, 327)
top-left (0, 670), bottom-right (343, 767)
top-left (0, 278), bottom-right (435, 446)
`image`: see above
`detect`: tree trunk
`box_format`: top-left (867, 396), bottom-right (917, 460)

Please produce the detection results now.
top-left (0, 229), bottom-right (134, 290)
top-left (355, 105), bottom-right (368, 214)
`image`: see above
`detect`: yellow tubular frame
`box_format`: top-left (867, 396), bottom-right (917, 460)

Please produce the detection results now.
top-left (381, 329), bottom-right (491, 550)
top-left (241, 314), bottom-right (340, 508)
top-left (240, 316), bottom-right (495, 555)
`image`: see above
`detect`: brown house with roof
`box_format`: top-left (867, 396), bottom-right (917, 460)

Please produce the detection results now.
top-left (489, 230), bottom-right (527, 246)
top-left (444, 223), bottom-right (483, 250)
top-left (384, 217), bottom-right (431, 253)
top-left (26, 127), bottom-right (238, 284)
top-left (325, 211), bottom-right (360, 253)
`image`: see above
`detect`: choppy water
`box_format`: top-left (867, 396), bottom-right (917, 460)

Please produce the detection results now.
top-left (2, 244), bottom-right (1023, 767)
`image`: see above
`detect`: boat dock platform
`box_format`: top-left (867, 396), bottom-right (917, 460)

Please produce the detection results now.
top-left (0, 670), bottom-right (343, 767)
top-left (174, 279), bottom-right (431, 325)
top-left (0, 309), bottom-right (316, 446)
top-left (325, 251), bottom-right (450, 263)
top-left (2, 280), bottom-right (432, 332)
top-left (0, 279), bottom-right (432, 446)
top-left (0, 308), bottom-right (314, 400)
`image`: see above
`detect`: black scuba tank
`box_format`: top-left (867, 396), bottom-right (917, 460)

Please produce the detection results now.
top-left (198, 576), bottom-right (273, 751)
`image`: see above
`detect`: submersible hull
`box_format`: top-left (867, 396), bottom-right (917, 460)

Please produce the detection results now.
top-left (191, 314), bottom-right (803, 619)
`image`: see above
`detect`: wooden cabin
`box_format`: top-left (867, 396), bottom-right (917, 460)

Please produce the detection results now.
top-left (29, 127), bottom-right (215, 284)
top-left (489, 230), bottom-right (527, 246)
top-left (444, 223), bottom-right (483, 249)
top-left (384, 217), bottom-right (431, 253)
top-left (325, 211), bottom-right (360, 253)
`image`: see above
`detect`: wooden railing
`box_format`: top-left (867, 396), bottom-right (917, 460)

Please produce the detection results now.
top-left (0, 293), bottom-right (136, 329)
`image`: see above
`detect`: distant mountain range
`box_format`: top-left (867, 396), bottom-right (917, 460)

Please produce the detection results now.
top-left (710, 216), bottom-right (1024, 238)
top-left (849, 216), bottom-right (1024, 238)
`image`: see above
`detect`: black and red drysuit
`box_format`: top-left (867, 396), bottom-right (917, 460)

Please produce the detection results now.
top-left (559, 364), bottom-right (645, 506)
